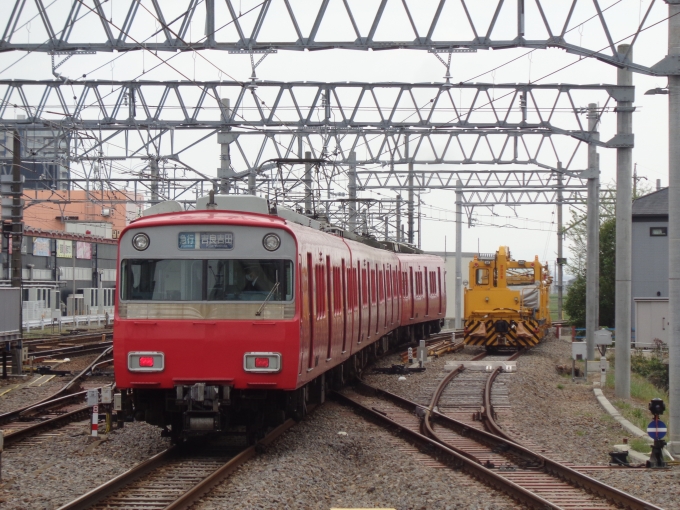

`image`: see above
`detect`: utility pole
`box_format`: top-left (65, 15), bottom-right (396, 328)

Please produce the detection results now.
top-left (304, 151), bottom-right (312, 214)
top-left (348, 151), bottom-right (357, 233)
top-left (406, 136), bottom-right (414, 244)
top-left (455, 180), bottom-right (463, 330)
top-left (150, 159), bottom-right (159, 204)
top-left (11, 130), bottom-right (23, 375)
top-left (586, 103), bottom-right (600, 361)
top-left (556, 164), bottom-right (564, 321)
top-left (665, 0), bottom-right (680, 455)
top-left (615, 45), bottom-right (633, 400)
top-left (217, 98), bottom-right (233, 194)
top-left (395, 194), bottom-right (401, 243)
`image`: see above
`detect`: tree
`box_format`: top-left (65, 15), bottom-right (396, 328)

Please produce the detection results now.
top-left (563, 180), bottom-right (650, 327)
top-left (564, 217), bottom-right (616, 327)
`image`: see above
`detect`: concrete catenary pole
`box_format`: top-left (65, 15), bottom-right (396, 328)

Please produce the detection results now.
top-left (304, 151), bottom-right (312, 214)
top-left (667, 1), bottom-right (680, 455)
top-left (557, 165), bottom-right (564, 321)
top-left (586, 104), bottom-right (600, 360)
top-left (218, 98), bottom-right (232, 194)
top-left (348, 151), bottom-right (357, 233)
top-left (150, 159), bottom-right (159, 204)
top-left (406, 136), bottom-right (414, 244)
top-left (396, 194), bottom-right (402, 243)
top-left (615, 45), bottom-right (633, 400)
top-left (11, 131), bottom-right (23, 374)
top-left (455, 180), bottom-right (463, 329)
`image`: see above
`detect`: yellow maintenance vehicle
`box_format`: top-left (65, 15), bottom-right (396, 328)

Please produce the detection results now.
top-left (463, 246), bottom-right (552, 350)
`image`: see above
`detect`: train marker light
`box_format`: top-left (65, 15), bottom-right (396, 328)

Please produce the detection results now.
top-left (128, 352), bottom-right (164, 372)
top-left (263, 233), bottom-right (281, 251)
top-left (132, 233), bottom-right (150, 251)
top-left (243, 352), bottom-right (281, 372)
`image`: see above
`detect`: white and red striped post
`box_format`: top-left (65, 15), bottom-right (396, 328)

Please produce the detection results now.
top-left (91, 404), bottom-right (99, 437)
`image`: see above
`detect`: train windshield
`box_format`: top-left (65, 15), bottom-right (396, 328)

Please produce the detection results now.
top-left (121, 259), bottom-right (294, 302)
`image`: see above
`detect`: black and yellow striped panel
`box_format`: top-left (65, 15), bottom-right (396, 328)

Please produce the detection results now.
top-left (464, 319), bottom-right (543, 348)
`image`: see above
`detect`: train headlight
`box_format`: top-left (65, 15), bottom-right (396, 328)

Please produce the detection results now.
top-left (132, 233), bottom-right (150, 251)
top-left (262, 233), bottom-right (281, 251)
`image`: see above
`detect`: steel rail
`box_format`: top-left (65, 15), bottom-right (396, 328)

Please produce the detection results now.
top-left (341, 380), bottom-right (663, 509)
top-left (57, 419), bottom-right (296, 510)
top-left (0, 347), bottom-right (112, 425)
top-left (476, 356), bottom-right (661, 509)
top-left (332, 389), bottom-right (558, 509)
top-left (3, 406), bottom-right (90, 446)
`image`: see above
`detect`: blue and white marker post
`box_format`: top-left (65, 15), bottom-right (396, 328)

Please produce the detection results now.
top-left (647, 398), bottom-right (667, 468)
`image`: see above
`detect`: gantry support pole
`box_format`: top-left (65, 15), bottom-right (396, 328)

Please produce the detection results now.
top-left (11, 130), bottom-right (23, 374)
top-left (615, 45), bottom-right (633, 400)
top-left (586, 104), bottom-right (601, 361)
top-left (304, 151), bottom-right (312, 214)
top-left (667, 1), bottom-right (680, 455)
top-left (557, 165), bottom-right (564, 321)
top-left (455, 180), bottom-right (463, 330)
top-left (218, 98), bottom-right (232, 194)
top-left (348, 151), bottom-right (357, 233)
top-left (150, 159), bottom-right (159, 204)
top-left (406, 136), bottom-right (414, 244)
top-left (396, 194), bottom-right (402, 243)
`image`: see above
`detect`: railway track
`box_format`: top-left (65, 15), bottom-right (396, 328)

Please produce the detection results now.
top-left (335, 350), bottom-right (662, 509)
top-left (0, 348), bottom-right (113, 447)
top-left (57, 419), bottom-right (295, 510)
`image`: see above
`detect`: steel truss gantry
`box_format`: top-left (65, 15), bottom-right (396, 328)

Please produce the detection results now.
top-left (0, 80), bottom-right (628, 176)
top-left (0, 0), bottom-right (666, 74)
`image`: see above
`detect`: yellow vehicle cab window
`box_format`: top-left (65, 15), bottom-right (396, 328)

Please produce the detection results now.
top-left (476, 268), bottom-right (489, 285)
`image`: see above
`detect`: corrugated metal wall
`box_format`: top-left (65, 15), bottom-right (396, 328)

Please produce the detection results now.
top-left (0, 288), bottom-right (21, 336)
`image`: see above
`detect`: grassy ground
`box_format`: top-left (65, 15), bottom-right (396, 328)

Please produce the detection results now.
top-left (604, 371), bottom-right (669, 454)
top-left (549, 294), bottom-right (566, 322)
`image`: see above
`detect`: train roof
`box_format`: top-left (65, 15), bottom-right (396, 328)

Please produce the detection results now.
top-left (137, 194), bottom-right (424, 255)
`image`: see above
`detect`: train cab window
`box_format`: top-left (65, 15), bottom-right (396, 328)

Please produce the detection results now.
top-left (121, 259), bottom-right (203, 301)
top-left (207, 259), bottom-right (293, 301)
top-left (121, 258), bottom-right (293, 302)
top-left (476, 268), bottom-right (489, 285)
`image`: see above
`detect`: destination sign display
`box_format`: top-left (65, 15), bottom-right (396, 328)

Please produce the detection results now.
top-left (178, 232), bottom-right (234, 250)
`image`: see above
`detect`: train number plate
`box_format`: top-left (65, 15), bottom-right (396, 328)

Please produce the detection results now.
top-left (178, 232), bottom-right (234, 250)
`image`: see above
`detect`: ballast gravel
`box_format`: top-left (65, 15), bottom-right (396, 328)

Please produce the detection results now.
top-left (1, 332), bottom-right (676, 509)
top-left (0, 421), bottom-right (170, 510)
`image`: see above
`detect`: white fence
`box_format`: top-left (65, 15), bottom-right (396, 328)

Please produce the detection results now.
top-left (23, 313), bottom-right (112, 332)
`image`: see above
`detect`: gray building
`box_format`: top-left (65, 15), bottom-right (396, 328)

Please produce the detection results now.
top-left (631, 188), bottom-right (669, 346)
top-left (0, 126), bottom-right (70, 190)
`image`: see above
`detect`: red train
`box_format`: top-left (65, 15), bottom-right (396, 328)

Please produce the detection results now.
top-left (114, 196), bottom-right (446, 441)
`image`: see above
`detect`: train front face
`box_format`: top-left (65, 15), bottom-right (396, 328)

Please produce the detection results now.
top-left (114, 212), bottom-right (299, 435)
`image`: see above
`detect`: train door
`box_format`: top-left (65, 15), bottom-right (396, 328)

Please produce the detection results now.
top-left (438, 267), bottom-right (442, 315)
top-left (352, 264), bottom-right (361, 339)
top-left (359, 262), bottom-right (365, 344)
top-left (371, 266), bottom-right (377, 336)
top-left (381, 265), bottom-right (387, 330)
top-left (326, 256), bottom-right (332, 361)
top-left (307, 253), bottom-right (314, 370)
top-left (424, 266), bottom-right (429, 317)
top-left (409, 266), bottom-right (415, 319)
top-left (341, 259), bottom-right (347, 354)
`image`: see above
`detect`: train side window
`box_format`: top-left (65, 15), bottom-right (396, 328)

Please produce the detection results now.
top-left (476, 268), bottom-right (489, 285)
top-left (361, 268), bottom-right (368, 305)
